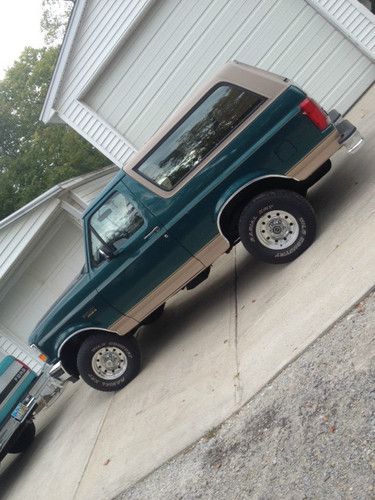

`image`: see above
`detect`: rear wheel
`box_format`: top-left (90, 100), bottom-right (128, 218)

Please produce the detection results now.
top-left (238, 189), bottom-right (316, 264)
top-left (77, 333), bottom-right (141, 392)
top-left (7, 419), bottom-right (36, 454)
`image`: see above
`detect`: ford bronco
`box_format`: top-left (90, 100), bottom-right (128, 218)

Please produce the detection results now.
top-left (29, 61), bottom-right (362, 391)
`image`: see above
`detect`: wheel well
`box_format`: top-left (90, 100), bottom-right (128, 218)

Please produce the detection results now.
top-left (59, 329), bottom-right (113, 378)
top-left (218, 177), bottom-right (305, 244)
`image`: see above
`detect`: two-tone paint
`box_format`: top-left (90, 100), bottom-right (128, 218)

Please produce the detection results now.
top-left (29, 62), bottom-right (344, 372)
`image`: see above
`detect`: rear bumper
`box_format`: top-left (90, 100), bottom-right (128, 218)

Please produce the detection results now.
top-left (17, 367), bottom-right (62, 416)
top-left (287, 111), bottom-right (363, 184)
top-left (329, 109), bottom-right (364, 153)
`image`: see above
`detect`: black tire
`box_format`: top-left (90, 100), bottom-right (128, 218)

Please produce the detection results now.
top-left (238, 189), bottom-right (316, 264)
top-left (7, 419), bottom-right (36, 454)
top-left (77, 333), bottom-right (141, 392)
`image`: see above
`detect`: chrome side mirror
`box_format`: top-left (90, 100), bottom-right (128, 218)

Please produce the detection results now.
top-left (98, 246), bottom-right (114, 261)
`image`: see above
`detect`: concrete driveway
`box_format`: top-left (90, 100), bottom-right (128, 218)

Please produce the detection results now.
top-left (1, 91), bottom-right (374, 500)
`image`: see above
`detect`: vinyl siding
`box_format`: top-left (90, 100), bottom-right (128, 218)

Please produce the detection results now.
top-left (0, 219), bottom-right (84, 345)
top-left (54, 0), bottom-right (155, 165)
top-left (0, 168), bottom-right (116, 348)
top-left (58, 0), bottom-right (154, 110)
top-left (0, 200), bottom-right (59, 282)
top-left (70, 170), bottom-right (117, 206)
top-left (0, 167), bottom-right (116, 288)
top-left (81, 0), bottom-right (374, 154)
top-left (306, 0), bottom-right (375, 60)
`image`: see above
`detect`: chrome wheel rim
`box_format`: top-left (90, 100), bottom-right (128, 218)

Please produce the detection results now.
top-left (255, 210), bottom-right (299, 250)
top-left (91, 346), bottom-right (128, 380)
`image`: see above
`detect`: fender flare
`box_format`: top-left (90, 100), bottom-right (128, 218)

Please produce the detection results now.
top-left (216, 174), bottom-right (301, 242)
top-left (57, 326), bottom-right (118, 358)
top-left (56, 325), bottom-right (120, 377)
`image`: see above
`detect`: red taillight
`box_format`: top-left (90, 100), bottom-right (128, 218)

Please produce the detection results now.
top-left (299, 98), bottom-right (329, 131)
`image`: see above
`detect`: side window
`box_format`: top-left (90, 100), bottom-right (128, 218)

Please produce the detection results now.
top-left (135, 84), bottom-right (266, 190)
top-left (89, 191), bottom-right (144, 265)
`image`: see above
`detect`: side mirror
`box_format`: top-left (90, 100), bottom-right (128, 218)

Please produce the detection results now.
top-left (98, 246), bottom-right (115, 261)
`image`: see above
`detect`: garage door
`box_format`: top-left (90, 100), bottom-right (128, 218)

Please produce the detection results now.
top-left (85, 0), bottom-right (375, 150)
top-left (0, 219), bottom-right (84, 344)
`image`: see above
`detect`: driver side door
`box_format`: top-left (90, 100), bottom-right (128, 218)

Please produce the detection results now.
top-left (86, 181), bottom-right (204, 325)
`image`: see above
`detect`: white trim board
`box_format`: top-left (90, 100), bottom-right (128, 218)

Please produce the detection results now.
top-left (306, 0), bottom-right (375, 61)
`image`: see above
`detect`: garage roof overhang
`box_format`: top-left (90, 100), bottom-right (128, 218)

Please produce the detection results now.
top-left (0, 166), bottom-right (117, 293)
top-left (40, 0), bottom-right (88, 124)
top-left (41, 0), bottom-right (375, 127)
top-left (40, 0), bottom-right (374, 170)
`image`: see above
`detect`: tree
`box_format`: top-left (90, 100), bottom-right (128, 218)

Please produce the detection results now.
top-left (0, 46), bottom-right (108, 221)
top-left (41, 0), bottom-right (73, 46)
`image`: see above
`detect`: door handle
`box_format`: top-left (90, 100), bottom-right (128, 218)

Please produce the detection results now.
top-left (144, 226), bottom-right (161, 240)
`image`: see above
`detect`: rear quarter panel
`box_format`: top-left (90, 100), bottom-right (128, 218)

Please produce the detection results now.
top-left (126, 86), bottom-right (334, 255)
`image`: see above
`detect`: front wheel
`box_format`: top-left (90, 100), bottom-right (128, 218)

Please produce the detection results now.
top-left (77, 333), bottom-right (141, 392)
top-left (238, 189), bottom-right (316, 264)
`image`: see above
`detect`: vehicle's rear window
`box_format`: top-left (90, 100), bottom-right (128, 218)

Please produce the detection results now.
top-left (135, 84), bottom-right (266, 191)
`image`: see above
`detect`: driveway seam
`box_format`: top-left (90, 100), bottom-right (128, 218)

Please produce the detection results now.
top-left (233, 247), bottom-right (242, 405)
top-left (73, 395), bottom-right (115, 500)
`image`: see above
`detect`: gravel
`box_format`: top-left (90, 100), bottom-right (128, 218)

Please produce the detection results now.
top-left (117, 291), bottom-right (375, 500)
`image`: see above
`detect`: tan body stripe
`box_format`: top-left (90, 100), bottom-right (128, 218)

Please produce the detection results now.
top-left (286, 130), bottom-right (340, 181)
top-left (110, 235), bottom-right (229, 335)
top-left (109, 315), bottom-right (139, 336)
top-left (112, 127), bottom-right (342, 335)
top-left (195, 235), bottom-right (230, 267)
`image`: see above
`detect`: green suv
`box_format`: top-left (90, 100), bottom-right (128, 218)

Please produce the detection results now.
top-left (29, 61), bottom-right (363, 391)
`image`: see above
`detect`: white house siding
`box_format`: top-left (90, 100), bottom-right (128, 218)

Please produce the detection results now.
top-left (70, 169), bottom-right (117, 207)
top-left (0, 167), bottom-right (116, 292)
top-left (0, 167), bottom-right (117, 348)
top-left (77, 0), bottom-right (375, 154)
top-left (0, 217), bottom-right (83, 345)
top-left (42, 0), bottom-right (375, 167)
top-left (307, 0), bottom-right (375, 60)
top-left (0, 199), bottom-right (60, 282)
top-left (54, 0), bottom-right (155, 166)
